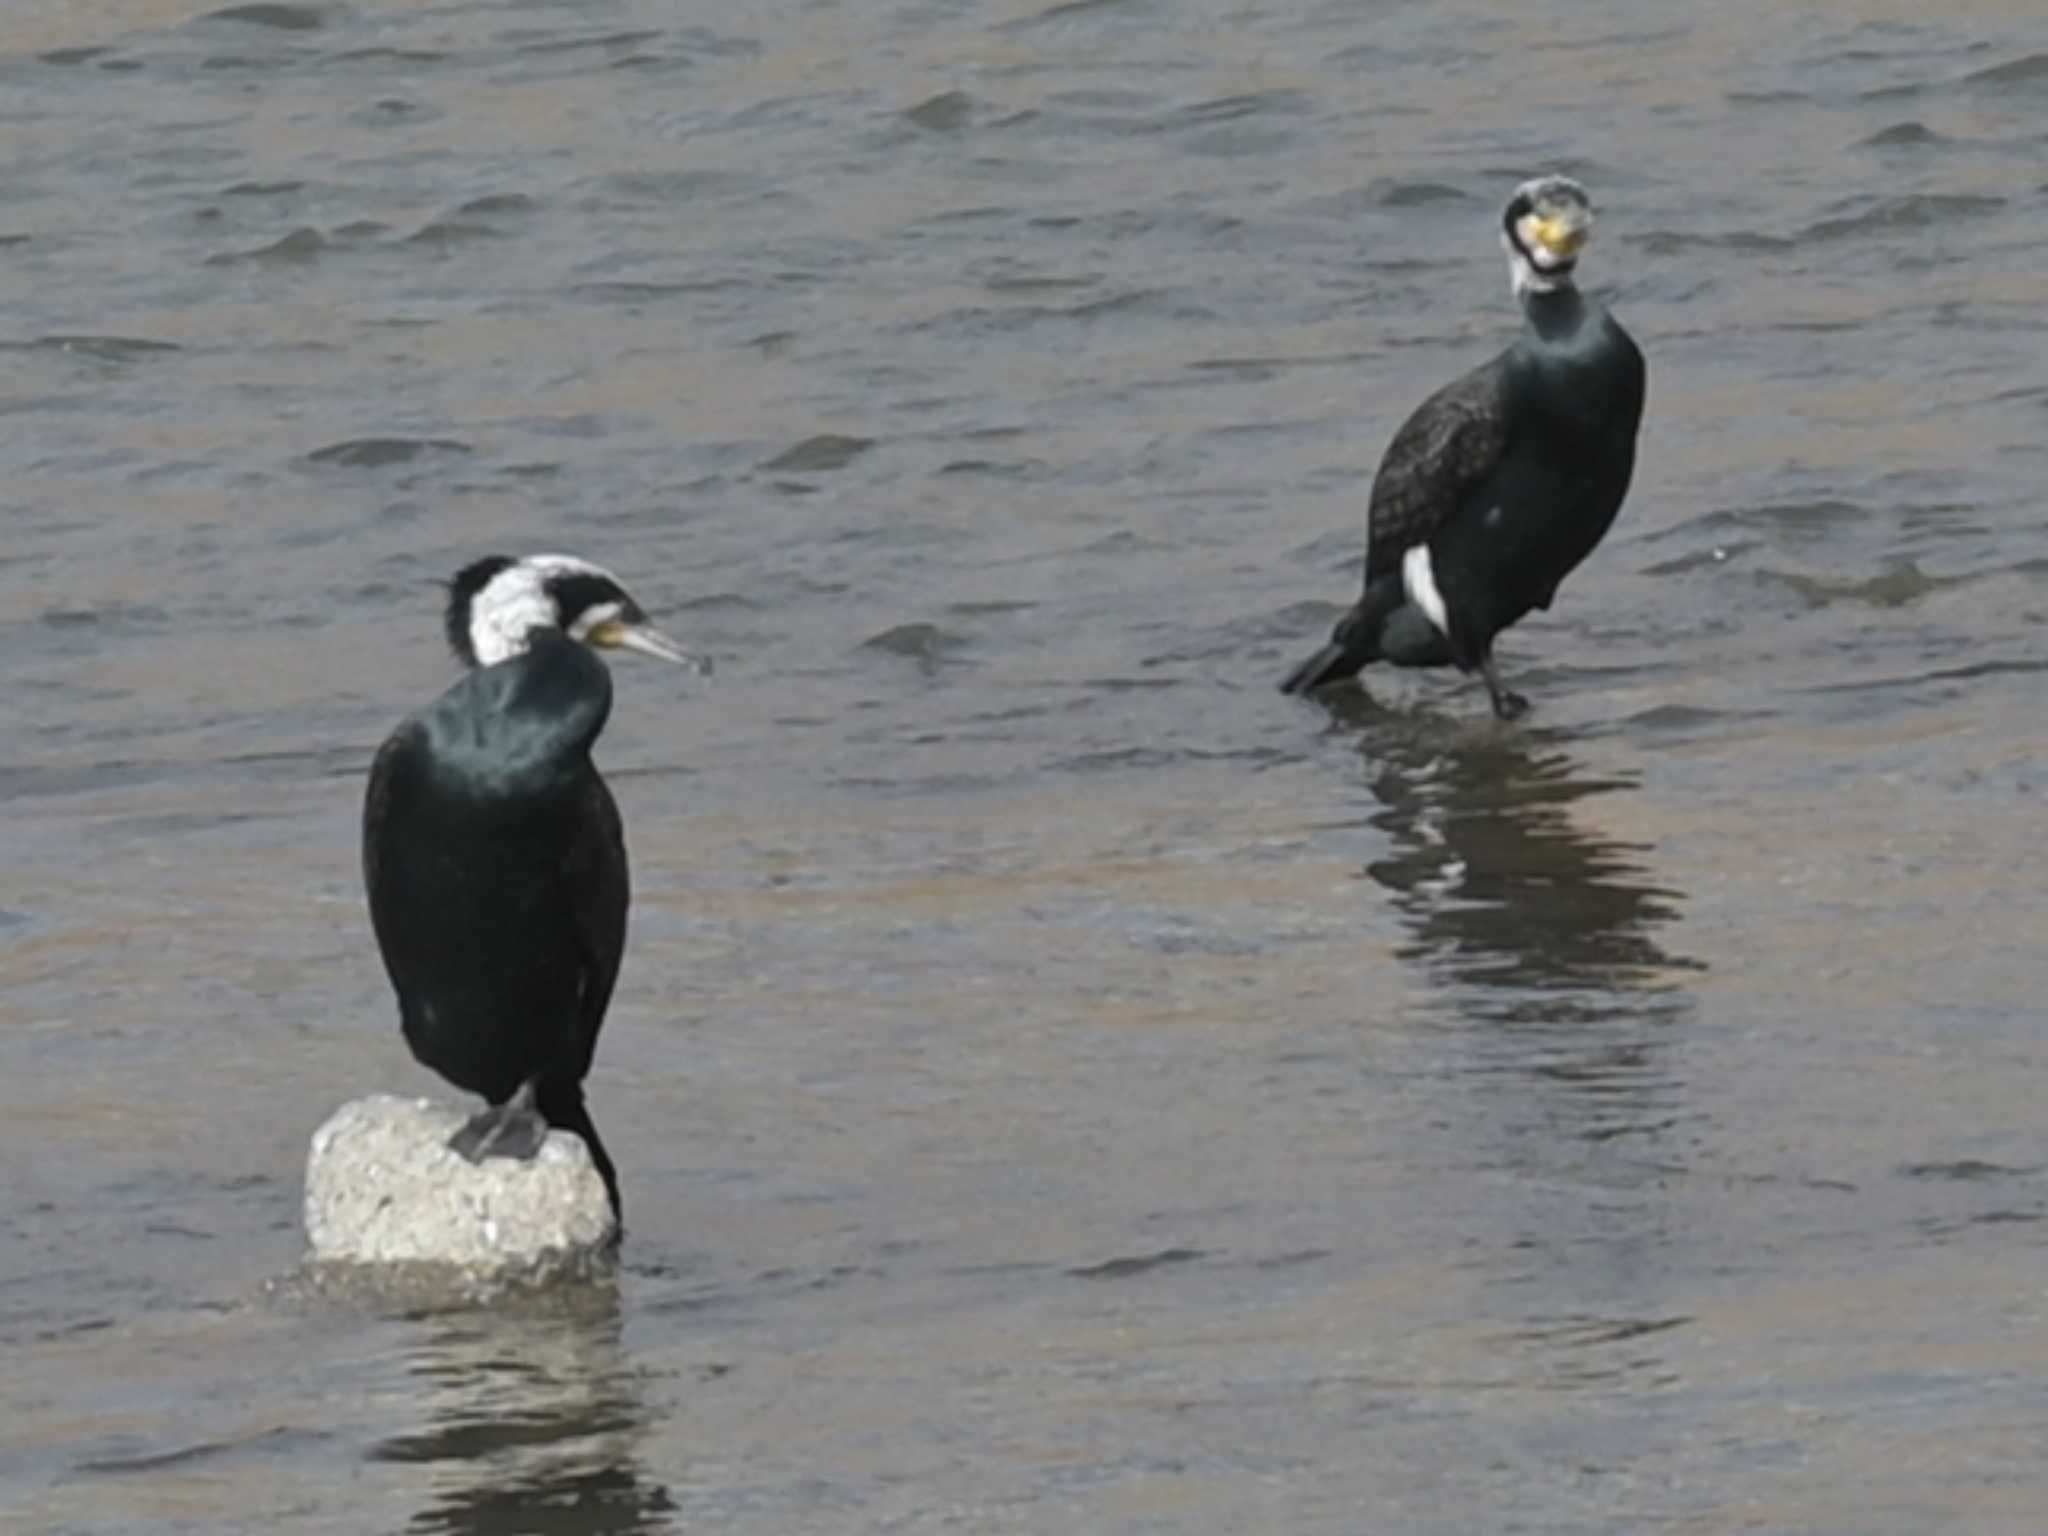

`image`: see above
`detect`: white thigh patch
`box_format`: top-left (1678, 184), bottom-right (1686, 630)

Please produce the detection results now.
top-left (1401, 543), bottom-right (1451, 639)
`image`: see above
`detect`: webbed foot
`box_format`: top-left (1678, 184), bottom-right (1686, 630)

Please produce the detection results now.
top-left (448, 1081), bottom-right (548, 1164)
top-left (1478, 655), bottom-right (1529, 721)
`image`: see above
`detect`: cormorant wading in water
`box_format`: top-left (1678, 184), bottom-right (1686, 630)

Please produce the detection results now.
top-left (363, 554), bottom-right (697, 1227)
top-left (1281, 175), bottom-right (1646, 718)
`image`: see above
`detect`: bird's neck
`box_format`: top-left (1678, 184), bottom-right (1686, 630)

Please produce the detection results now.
top-left (504, 632), bottom-right (612, 734)
top-left (1518, 280), bottom-right (1589, 343)
top-left (436, 636), bottom-right (613, 797)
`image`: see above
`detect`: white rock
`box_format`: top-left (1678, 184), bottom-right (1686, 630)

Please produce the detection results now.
top-left (304, 1094), bottom-right (616, 1277)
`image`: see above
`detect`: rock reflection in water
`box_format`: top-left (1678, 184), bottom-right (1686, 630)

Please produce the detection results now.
top-left (371, 1286), bottom-right (674, 1536)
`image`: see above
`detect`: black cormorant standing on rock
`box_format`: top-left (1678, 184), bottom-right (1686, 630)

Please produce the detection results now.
top-left (1281, 175), bottom-right (1646, 718)
top-left (363, 554), bottom-right (696, 1226)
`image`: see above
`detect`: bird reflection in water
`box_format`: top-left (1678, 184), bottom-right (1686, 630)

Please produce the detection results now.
top-left (1340, 700), bottom-right (1709, 1372)
top-left (1339, 695), bottom-right (1704, 1155)
top-left (1347, 703), bottom-right (1696, 1001)
top-left (372, 1285), bottom-right (675, 1536)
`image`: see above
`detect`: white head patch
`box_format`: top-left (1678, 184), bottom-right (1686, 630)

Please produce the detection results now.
top-left (1503, 175), bottom-right (1591, 298)
top-left (467, 553), bottom-right (617, 667)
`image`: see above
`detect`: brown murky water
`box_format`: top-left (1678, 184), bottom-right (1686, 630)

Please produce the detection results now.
top-left (5, 1), bottom-right (2048, 1530)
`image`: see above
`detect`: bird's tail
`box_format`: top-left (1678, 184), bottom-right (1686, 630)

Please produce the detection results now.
top-left (537, 1077), bottom-right (622, 1226)
top-left (1279, 593), bottom-right (1389, 695)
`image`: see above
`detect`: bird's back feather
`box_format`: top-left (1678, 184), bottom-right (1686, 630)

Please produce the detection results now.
top-left (1364, 354), bottom-right (1512, 586)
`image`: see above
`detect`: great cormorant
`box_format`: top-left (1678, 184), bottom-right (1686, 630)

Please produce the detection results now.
top-left (363, 553), bottom-right (695, 1227)
top-left (1281, 175), bottom-right (1646, 718)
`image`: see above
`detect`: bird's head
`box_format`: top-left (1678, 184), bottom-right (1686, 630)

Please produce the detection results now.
top-left (444, 553), bottom-right (700, 670)
top-left (1502, 175), bottom-right (1594, 296)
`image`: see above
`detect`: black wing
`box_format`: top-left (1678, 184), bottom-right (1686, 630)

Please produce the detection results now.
top-left (1364, 354), bottom-right (1512, 586)
top-left (361, 724), bottom-right (421, 977)
top-left (558, 770), bottom-right (630, 1083)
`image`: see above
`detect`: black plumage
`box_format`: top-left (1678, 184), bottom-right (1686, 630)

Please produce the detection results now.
top-left (363, 554), bottom-right (694, 1227)
top-left (1282, 176), bottom-right (1646, 718)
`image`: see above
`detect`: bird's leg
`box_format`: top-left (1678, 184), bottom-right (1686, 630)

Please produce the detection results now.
top-left (1478, 652), bottom-right (1530, 721)
top-left (448, 1078), bottom-right (550, 1164)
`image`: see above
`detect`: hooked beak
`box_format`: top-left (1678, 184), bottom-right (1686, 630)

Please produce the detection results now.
top-left (592, 618), bottom-right (713, 673)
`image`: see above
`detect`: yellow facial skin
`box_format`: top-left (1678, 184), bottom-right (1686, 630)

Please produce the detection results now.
top-left (1523, 210), bottom-right (1590, 261)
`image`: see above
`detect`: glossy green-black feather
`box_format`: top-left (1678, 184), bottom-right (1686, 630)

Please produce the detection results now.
top-left (1284, 280), bottom-right (1645, 701)
top-left (363, 630), bottom-right (628, 1214)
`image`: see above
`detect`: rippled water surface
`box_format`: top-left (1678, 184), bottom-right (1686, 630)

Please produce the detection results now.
top-left (5, 1), bottom-right (2048, 1531)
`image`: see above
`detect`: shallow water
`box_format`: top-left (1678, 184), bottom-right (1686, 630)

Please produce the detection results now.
top-left (5, 1), bottom-right (2048, 1530)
